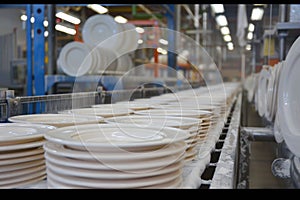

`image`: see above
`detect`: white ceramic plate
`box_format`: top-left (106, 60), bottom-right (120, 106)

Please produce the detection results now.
top-left (0, 164), bottom-right (45, 179)
top-left (0, 140), bottom-right (45, 152)
top-left (0, 147), bottom-right (44, 160)
top-left (9, 113), bottom-right (104, 128)
top-left (0, 123), bottom-right (55, 145)
top-left (265, 66), bottom-right (275, 121)
top-left (44, 141), bottom-right (186, 161)
top-left (92, 102), bottom-right (151, 111)
top-left (0, 153), bottom-right (44, 166)
top-left (45, 158), bottom-right (181, 180)
top-left (271, 62), bottom-right (283, 121)
top-left (58, 41), bottom-right (94, 77)
top-left (105, 115), bottom-right (201, 130)
top-left (115, 54), bottom-right (133, 73)
top-left (2, 175), bottom-right (46, 189)
top-left (134, 109), bottom-right (213, 119)
top-left (141, 176), bottom-right (182, 189)
top-left (274, 113), bottom-right (283, 143)
top-left (0, 168), bottom-right (46, 187)
top-left (47, 177), bottom-right (86, 189)
top-left (46, 166), bottom-right (181, 189)
top-left (44, 151), bottom-right (184, 171)
top-left (118, 23), bottom-right (139, 54)
top-left (277, 36), bottom-right (300, 156)
top-left (59, 108), bottom-right (133, 118)
top-left (258, 66), bottom-right (271, 117)
top-left (0, 159), bottom-right (45, 173)
top-left (44, 123), bottom-right (189, 150)
top-left (82, 15), bottom-right (123, 50)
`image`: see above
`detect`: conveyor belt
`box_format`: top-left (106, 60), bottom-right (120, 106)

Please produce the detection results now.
top-left (181, 93), bottom-right (241, 189)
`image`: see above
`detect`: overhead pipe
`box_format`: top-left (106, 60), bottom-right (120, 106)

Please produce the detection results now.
top-left (136, 4), bottom-right (166, 27)
top-left (131, 4), bottom-right (163, 20)
top-left (182, 4), bottom-right (195, 20)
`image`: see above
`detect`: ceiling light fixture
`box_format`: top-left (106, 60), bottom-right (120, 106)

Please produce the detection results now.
top-left (246, 44), bottom-right (251, 50)
top-left (220, 26), bottom-right (230, 35)
top-left (55, 12), bottom-right (81, 25)
top-left (20, 14), bottom-right (27, 21)
top-left (87, 4), bottom-right (108, 14)
top-left (135, 27), bottom-right (145, 34)
top-left (159, 39), bottom-right (168, 45)
top-left (137, 39), bottom-right (143, 44)
top-left (114, 16), bottom-right (128, 24)
top-left (210, 4), bottom-right (225, 14)
top-left (247, 32), bottom-right (253, 40)
top-left (223, 34), bottom-right (232, 42)
top-left (227, 42), bottom-right (234, 51)
top-left (55, 24), bottom-right (76, 35)
top-left (248, 23), bottom-right (255, 32)
top-left (216, 15), bottom-right (228, 27)
top-left (251, 7), bottom-right (264, 21)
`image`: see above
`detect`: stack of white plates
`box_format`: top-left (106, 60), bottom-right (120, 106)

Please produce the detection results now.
top-left (264, 62), bottom-right (284, 122)
top-left (57, 41), bottom-right (97, 77)
top-left (117, 23), bottom-right (139, 55)
top-left (104, 115), bottom-right (201, 162)
top-left (8, 114), bottom-right (104, 128)
top-left (59, 107), bottom-right (133, 118)
top-left (82, 15), bottom-right (123, 51)
top-left (0, 123), bottom-right (55, 188)
top-left (134, 109), bottom-right (213, 143)
top-left (276, 36), bottom-right (300, 157)
top-left (93, 47), bottom-right (119, 74)
top-left (92, 102), bottom-right (151, 111)
top-left (115, 54), bottom-right (134, 73)
top-left (44, 124), bottom-right (189, 188)
top-left (257, 65), bottom-right (271, 117)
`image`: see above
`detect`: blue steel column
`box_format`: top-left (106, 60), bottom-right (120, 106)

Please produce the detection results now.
top-left (166, 4), bottom-right (177, 79)
top-left (26, 4), bottom-right (32, 96)
top-left (33, 4), bottom-right (45, 96)
top-left (33, 5), bottom-right (45, 113)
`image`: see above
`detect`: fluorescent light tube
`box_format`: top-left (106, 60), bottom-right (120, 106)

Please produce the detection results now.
top-left (211, 4), bottom-right (225, 14)
top-left (223, 35), bottom-right (232, 42)
top-left (114, 16), bottom-right (128, 24)
top-left (56, 12), bottom-right (81, 25)
top-left (55, 24), bottom-right (76, 35)
top-left (220, 26), bottom-right (230, 35)
top-left (216, 15), bottom-right (228, 26)
top-left (87, 4), bottom-right (108, 14)
top-left (248, 23), bottom-right (255, 32)
top-left (251, 7), bottom-right (264, 21)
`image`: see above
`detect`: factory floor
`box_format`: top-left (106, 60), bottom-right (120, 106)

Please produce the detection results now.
top-left (243, 96), bottom-right (288, 189)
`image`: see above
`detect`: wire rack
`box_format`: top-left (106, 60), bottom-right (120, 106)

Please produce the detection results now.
top-left (0, 85), bottom-right (193, 122)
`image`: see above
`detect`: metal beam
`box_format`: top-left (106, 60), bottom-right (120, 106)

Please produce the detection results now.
top-left (240, 127), bottom-right (275, 142)
top-left (26, 4), bottom-right (32, 97)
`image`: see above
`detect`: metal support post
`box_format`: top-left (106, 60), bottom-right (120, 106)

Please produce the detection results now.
top-left (26, 4), bottom-right (32, 96)
top-left (166, 4), bottom-right (177, 79)
top-left (33, 5), bottom-right (45, 113)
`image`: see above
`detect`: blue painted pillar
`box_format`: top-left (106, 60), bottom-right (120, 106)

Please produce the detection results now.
top-left (33, 4), bottom-right (45, 96)
top-left (26, 4), bottom-right (32, 96)
top-left (166, 4), bottom-right (177, 78)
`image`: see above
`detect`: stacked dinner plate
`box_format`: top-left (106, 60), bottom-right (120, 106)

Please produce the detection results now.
top-left (92, 101), bottom-right (152, 111)
top-left (276, 36), bottom-right (300, 157)
top-left (57, 41), bottom-right (98, 77)
top-left (59, 107), bottom-right (134, 118)
top-left (44, 124), bottom-right (189, 188)
top-left (8, 113), bottom-right (104, 128)
top-left (105, 115), bottom-right (201, 162)
top-left (0, 123), bottom-right (55, 188)
top-left (134, 109), bottom-right (213, 145)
